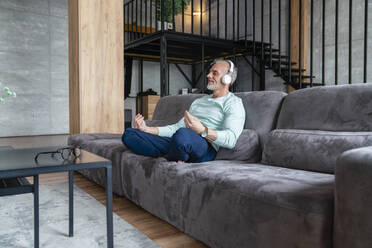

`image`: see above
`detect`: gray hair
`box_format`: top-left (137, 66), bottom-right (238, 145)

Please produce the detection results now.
top-left (211, 59), bottom-right (238, 85)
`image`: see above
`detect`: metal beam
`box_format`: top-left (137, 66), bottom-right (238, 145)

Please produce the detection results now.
top-left (160, 36), bottom-right (168, 96)
top-left (175, 64), bottom-right (193, 86)
top-left (124, 57), bottom-right (133, 99)
top-left (243, 55), bottom-right (260, 76)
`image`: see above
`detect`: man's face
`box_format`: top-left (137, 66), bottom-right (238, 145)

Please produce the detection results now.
top-left (206, 62), bottom-right (229, 91)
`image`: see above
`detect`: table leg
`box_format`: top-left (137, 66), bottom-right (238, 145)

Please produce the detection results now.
top-left (106, 166), bottom-right (113, 248)
top-left (34, 175), bottom-right (39, 248)
top-left (69, 170), bottom-right (74, 237)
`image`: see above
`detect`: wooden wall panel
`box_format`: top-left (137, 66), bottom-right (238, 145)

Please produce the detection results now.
top-left (291, 0), bottom-right (309, 70)
top-left (290, 0), bottom-right (309, 92)
top-left (69, 0), bottom-right (124, 134)
top-left (68, 0), bottom-right (80, 135)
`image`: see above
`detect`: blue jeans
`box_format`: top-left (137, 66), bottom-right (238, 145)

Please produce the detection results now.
top-left (122, 128), bottom-right (216, 163)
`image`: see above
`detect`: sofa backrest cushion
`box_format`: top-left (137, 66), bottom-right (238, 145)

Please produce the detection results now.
top-left (152, 94), bottom-right (205, 125)
top-left (265, 84), bottom-right (372, 173)
top-left (152, 91), bottom-right (286, 149)
top-left (215, 129), bottom-right (260, 162)
top-left (151, 91), bottom-right (287, 148)
top-left (277, 84), bottom-right (372, 131)
top-left (145, 119), bottom-right (172, 127)
top-left (235, 91), bottom-right (286, 147)
top-left (262, 129), bottom-right (372, 174)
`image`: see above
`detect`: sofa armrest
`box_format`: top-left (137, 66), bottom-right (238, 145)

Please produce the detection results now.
top-left (334, 146), bottom-right (372, 248)
top-left (68, 133), bottom-right (122, 147)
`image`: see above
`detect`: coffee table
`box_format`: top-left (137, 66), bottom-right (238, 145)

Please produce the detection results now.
top-left (0, 147), bottom-right (113, 248)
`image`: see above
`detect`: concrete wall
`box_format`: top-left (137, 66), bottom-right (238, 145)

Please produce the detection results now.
top-left (0, 0), bottom-right (68, 137)
top-left (312, 0), bottom-right (372, 85)
top-left (253, 0), bottom-right (371, 87)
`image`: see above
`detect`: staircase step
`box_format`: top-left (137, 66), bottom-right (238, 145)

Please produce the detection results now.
top-left (284, 82), bottom-right (323, 86)
top-left (255, 53), bottom-right (289, 60)
top-left (280, 68), bottom-right (307, 72)
top-left (271, 60), bottom-right (297, 66)
top-left (266, 54), bottom-right (289, 59)
top-left (265, 48), bottom-right (280, 53)
top-left (267, 62), bottom-right (296, 71)
top-left (249, 46), bottom-right (280, 52)
top-left (274, 74), bottom-right (315, 79)
top-left (268, 66), bottom-right (305, 72)
top-left (289, 74), bottom-right (315, 79)
top-left (240, 49), bottom-right (278, 56)
top-left (284, 82), bottom-right (323, 89)
top-left (236, 40), bottom-right (273, 48)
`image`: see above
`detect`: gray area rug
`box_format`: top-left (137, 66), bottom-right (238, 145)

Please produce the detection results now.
top-left (0, 146), bottom-right (13, 151)
top-left (0, 183), bottom-right (160, 248)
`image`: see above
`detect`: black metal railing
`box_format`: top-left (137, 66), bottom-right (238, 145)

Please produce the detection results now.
top-left (248, 0), bottom-right (370, 89)
top-left (124, 0), bottom-right (370, 90)
top-left (124, 0), bottom-right (256, 44)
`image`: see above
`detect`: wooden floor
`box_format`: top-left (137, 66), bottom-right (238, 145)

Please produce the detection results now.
top-left (28, 172), bottom-right (206, 248)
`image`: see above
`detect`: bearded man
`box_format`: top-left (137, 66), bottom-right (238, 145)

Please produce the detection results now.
top-left (122, 59), bottom-right (245, 163)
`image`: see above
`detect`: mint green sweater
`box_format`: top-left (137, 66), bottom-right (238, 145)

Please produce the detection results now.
top-left (158, 92), bottom-right (245, 151)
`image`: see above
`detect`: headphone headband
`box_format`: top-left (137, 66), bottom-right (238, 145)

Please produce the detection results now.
top-left (211, 59), bottom-right (234, 72)
top-left (226, 60), bottom-right (234, 73)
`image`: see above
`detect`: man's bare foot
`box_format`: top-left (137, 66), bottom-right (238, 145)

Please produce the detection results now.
top-left (177, 160), bottom-right (185, 163)
top-left (158, 157), bottom-right (168, 161)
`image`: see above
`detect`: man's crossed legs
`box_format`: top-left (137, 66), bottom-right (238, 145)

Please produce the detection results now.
top-left (122, 128), bottom-right (216, 163)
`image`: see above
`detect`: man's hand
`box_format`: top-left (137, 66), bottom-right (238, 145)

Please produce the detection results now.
top-left (184, 111), bottom-right (205, 134)
top-left (133, 114), bottom-right (148, 132)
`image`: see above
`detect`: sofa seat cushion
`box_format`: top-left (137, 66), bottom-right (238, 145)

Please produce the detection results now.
top-left (262, 129), bottom-right (372, 173)
top-left (215, 129), bottom-right (261, 162)
top-left (68, 133), bottom-right (125, 160)
top-left (178, 161), bottom-right (334, 248)
top-left (115, 154), bottom-right (334, 248)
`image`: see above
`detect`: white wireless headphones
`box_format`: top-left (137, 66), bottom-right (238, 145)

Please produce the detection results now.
top-left (210, 59), bottom-right (236, 85)
top-left (221, 60), bottom-right (235, 85)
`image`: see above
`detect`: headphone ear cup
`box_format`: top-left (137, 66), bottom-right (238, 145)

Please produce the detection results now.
top-left (222, 74), bottom-right (232, 84)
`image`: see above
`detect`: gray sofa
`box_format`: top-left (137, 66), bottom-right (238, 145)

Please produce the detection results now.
top-left (68, 83), bottom-right (372, 248)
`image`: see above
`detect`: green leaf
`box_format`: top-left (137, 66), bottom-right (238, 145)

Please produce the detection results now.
top-left (155, 0), bottom-right (192, 23)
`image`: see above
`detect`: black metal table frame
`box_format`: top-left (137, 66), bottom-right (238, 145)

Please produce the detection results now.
top-left (0, 161), bottom-right (113, 248)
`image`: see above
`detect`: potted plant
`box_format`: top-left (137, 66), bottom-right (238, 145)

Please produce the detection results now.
top-left (156, 0), bottom-right (191, 30)
top-left (0, 82), bottom-right (16, 104)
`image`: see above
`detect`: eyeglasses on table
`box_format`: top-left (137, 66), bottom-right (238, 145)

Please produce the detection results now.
top-left (34, 146), bottom-right (81, 164)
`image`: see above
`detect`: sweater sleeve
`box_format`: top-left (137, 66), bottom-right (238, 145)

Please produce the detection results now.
top-left (213, 98), bottom-right (245, 149)
top-left (157, 117), bottom-right (186, 137)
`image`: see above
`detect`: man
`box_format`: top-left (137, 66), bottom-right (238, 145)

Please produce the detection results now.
top-left (122, 59), bottom-right (245, 163)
